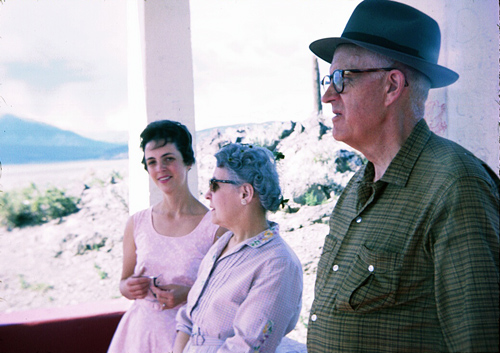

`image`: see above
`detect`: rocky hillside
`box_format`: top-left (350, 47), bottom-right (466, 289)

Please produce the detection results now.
top-left (195, 114), bottom-right (364, 207)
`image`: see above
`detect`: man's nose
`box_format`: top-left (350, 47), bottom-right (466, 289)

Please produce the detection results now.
top-left (321, 84), bottom-right (338, 103)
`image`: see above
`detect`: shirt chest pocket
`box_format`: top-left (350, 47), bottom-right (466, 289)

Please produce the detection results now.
top-left (336, 245), bottom-right (402, 313)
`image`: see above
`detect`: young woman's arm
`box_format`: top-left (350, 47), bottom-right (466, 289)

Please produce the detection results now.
top-left (119, 216), bottom-right (150, 299)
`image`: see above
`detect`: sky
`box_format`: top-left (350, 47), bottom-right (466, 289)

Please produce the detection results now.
top-left (0, 0), bottom-right (360, 142)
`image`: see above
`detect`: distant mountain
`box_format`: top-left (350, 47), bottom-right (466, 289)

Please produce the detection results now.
top-left (0, 115), bottom-right (128, 165)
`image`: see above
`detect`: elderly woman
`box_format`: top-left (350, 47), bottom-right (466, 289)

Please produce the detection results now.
top-left (173, 143), bottom-right (303, 353)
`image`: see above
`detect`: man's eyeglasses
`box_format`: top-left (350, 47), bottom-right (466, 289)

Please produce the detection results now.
top-left (209, 178), bottom-right (238, 192)
top-left (321, 67), bottom-right (408, 94)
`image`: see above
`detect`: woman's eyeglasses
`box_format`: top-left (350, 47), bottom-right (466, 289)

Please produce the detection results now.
top-left (209, 178), bottom-right (238, 192)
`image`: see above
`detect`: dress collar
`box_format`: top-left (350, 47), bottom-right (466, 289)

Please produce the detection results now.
top-left (246, 222), bottom-right (279, 249)
top-left (216, 221), bottom-right (279, 259)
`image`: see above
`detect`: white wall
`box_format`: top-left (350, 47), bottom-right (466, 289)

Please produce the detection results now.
top-left (404, 0), bottom-right (499, 174)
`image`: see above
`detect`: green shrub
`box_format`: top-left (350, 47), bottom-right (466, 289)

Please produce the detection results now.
top-left (18, 274), bottom-right (54, 293)
top-left (0, 183), bottom-right (80, 228)
top-left (94, 263), bottom-right (109, 280)
top-left (304, 190), bottom-right (320, 206)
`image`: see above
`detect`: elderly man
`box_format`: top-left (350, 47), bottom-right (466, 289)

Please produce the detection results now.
top-left (306, 1), bottom-right (499, 352)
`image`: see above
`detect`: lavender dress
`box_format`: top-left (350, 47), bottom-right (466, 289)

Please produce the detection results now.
top-left (108, 208), bottom-right (219, 353)
top-left (176, 223), bottom-right (303, 353)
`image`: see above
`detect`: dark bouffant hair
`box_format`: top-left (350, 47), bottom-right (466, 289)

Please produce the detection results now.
top-left (139, 120), bottom-right (195, 170)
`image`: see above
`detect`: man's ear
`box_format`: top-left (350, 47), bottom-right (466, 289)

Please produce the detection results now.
top-left (385, 70), bottom-right (407, 105)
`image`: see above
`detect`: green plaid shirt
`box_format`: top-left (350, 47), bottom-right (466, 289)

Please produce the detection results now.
top-left (307, 119), bottom-right (499, 352)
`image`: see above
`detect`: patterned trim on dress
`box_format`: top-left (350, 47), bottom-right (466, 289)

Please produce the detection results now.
top-left (248, 226), bottom-right (277, 248)
top-left (252, 320), bottom-right (274, 352)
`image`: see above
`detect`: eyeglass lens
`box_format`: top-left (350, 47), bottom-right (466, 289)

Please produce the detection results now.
top-left (321, 70), bottom-right (344, 93)
top-left (209, 179), bottom-right (219, 192)
top-left (333, 70), bottom-right (343, 93)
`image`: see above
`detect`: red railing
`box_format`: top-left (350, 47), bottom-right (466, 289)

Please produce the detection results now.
top-left (0, 299), bottom-right (131, 353)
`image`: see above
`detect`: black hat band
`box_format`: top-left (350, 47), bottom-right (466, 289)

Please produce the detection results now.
top-left (343, 32), bottom-right (422, 60)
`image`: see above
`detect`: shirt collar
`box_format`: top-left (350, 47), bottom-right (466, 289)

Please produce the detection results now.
top-left (357, 119), bottom-right (432, 187)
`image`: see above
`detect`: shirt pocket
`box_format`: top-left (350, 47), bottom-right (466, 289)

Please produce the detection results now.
top-left (336, 245), bottom-right (402, 313)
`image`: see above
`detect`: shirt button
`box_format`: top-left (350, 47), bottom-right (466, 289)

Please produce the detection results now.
top-left (368, 265), bottom-right (374, 272)
top-left (311, 314), bottom-right (317, 322)
top-left (332, 264), bottom-right (339, 272)
top-left (356, 217), bottom-right (362, 223)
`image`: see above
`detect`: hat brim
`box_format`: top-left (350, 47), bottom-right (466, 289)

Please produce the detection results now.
top-left (310, 37), bottom-right (459, 88)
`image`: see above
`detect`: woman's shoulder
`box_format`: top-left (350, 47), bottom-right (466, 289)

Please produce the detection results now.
top-left (249, 225), bottom-right (300, 263)
top-left (269, 229), bottom-right (301, 266)
top-left (129, 207), bottom-right (153, 232)
top-left (131, 206), bottom-right (152, 221)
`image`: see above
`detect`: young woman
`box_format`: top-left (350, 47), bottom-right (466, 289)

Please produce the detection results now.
top-left (108, 120), bottom-right (226, 353)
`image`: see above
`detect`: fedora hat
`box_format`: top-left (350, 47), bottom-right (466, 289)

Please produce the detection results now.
top-left (309, 0), bottom-right (459, 88)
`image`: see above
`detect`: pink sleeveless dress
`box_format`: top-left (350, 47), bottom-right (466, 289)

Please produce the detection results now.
top-left (108, 208), bottom-right (219, 353)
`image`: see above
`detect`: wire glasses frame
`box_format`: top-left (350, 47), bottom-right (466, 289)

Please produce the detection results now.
top-left (209, 178), bottom-right (239, 192)
top-left (321, 67), bottom-right (408, 94)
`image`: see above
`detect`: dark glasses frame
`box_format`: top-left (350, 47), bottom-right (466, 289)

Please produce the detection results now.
top-left (209, 178), bottom-right (239, 192)
top-left (321, 67), bottom-right (408, 94)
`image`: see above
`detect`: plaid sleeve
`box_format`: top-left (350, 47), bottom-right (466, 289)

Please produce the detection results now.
top-left (432, 174), bottom-right (499, 352)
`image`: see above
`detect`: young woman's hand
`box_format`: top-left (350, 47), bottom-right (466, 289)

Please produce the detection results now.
top-left (120, 266), bottom-right (151, 300)
top-left (151, 284), bottom-right (190, 309)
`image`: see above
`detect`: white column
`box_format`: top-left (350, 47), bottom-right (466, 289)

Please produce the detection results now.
top-left (402, 0), bottom-right (499, 174)
top-left (127, 0), bottom-right (198, 214)
top-left (445, 0), bottom-right (499, 174)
